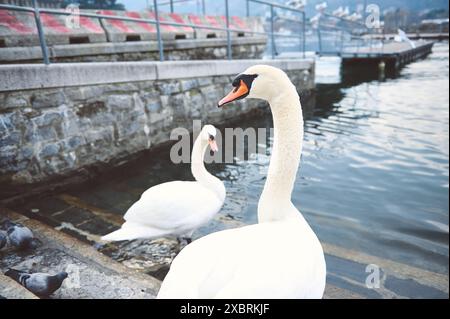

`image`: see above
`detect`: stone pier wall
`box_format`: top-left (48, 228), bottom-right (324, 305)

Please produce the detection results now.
top-left (0, 60), bottom-right (315, 195)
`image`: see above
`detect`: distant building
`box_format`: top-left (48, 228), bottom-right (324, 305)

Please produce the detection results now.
top-left (420, 18), bottom-right (449, 33)
top-left (0, 0), bottom-right (65, 8)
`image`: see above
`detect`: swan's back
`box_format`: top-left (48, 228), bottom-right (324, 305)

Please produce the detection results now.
top-left (158, 216), bottom-right (326, 299)
top-left (123, 181), bottom-right (223, 236)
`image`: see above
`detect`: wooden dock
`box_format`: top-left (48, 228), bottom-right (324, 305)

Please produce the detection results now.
top-left (342, 41), bottom-right (435, 70)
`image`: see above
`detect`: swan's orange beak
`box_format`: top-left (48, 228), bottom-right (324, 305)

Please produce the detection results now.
top-left (218, 80), bottom-right (249, 107)
top-left (208, 139), bottom-right (219, 152)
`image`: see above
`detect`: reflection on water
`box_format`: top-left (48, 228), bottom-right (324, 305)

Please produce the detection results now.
top-left (208, 42), bottom-right (449, 275)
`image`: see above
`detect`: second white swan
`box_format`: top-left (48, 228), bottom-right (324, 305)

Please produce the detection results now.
top-left (101, 125), bottom-right (225, 242)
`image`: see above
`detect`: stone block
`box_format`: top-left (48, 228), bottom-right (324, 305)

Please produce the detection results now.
top-left (107, 95), bottom-right (133, 110)
top-left (31, 91), bottom-right (66, 109)
top-left (39, 143), bottom-right (60, 159)
top-left (157, 81), bottom-right (181, 96)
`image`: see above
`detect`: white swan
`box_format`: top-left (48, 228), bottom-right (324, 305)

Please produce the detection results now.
top-left (101, 125), bottom-right (225, 242)
top-left (157, 65), bottom-right (326, 299)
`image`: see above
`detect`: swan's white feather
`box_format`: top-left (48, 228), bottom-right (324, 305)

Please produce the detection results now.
top-left (157, 216), bottom-right (326, 299)
top-left (102, 181), bottom-right (223, 241)
top-left (158, 65), bottom-right (326, 299)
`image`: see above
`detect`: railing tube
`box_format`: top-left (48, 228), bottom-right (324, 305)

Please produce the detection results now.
top-left (153, 0), bottom-right (164, 61)
top-left (170, 0), bottom-right (174, 13)
top-left (317, 28), bottom-right (322, 56)
top-left (270, 5), bottom-right (276, 59)
top-left (246, 0), bottom-right (250, 17)
top-left (225, 0), bottom-right (232, 60)
top-left (32, 0), bottom-right (50, 65)
top-left (302, 12), bottom-right (306, 58)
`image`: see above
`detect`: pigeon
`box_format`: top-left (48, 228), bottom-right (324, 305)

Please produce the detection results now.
top-left (5, 269), bottom-right (68, 297)
top-left (2, 221), bottom-right (40, 250)
top-left (0, 230), bottom-right (7, 250)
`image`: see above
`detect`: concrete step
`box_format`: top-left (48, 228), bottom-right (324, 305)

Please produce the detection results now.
top-left (324, 284), bottom-right (365, 299)
top-left (5, 193), bottom-right (449, 299)
top-left (0, 206), bottom-right (369, 300)
top-left (0, 273), bottom-right (38, 299)
top-left (0, 208), bottom-right (161, 299)
top-left (323, 242), bottom-right (449, 297)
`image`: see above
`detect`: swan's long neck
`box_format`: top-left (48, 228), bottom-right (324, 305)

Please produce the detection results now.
top-left (191, 137), bottom-right (226, 202)
top-left (258, 81), bottom-right (304, 223)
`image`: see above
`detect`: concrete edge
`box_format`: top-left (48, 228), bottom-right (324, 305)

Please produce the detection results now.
top-left (323, 284), bottom-right (365, 299)
top-left (0, 37), bottom-right (268, 62)
top-left (2, 208), bottom-right (162, 295)
top-left (0, 58), bottom-right (314, 92)
top-left (0, 273), bottom-right (39, 299)
top-left (341, 40), bottom-right (435, 59)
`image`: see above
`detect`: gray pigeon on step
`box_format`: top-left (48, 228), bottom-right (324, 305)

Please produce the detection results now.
top-left (5, 269), bottom-right (68, 297)
top-left (3, 221), bottom-right (40, 250)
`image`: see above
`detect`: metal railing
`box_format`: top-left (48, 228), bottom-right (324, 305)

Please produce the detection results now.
top-left (312, 10), bottom-right (381, 56)
top-left (0, 0), bottom-right (307, 64)
top-left (246, 0), bottom-right (306, 58)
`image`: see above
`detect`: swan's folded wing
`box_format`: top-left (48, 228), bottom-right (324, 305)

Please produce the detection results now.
top-left (158, 220), bottom-right (326, 299)
top-left (123, 181), bottom-right (222, 231)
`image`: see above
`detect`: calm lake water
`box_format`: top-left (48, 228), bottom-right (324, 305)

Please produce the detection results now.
top-left (203, 42), bottom-right (449, 275)
top-left (8, 42), bottom-right (447, 297)
top-left (90, 42), bottom-right (448, 276)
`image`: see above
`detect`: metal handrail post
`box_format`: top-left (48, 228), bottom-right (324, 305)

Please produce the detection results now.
top-left (202, 0), bottom-right (206, 15)
top-left (246, 0), bottom-right (250, 17)
top-left (316, 14), bottom-right (322, 56)
top-left (270, 4), bottom-right (276, 59)
top-left (153, 0), bottom-right (164, 61)
top-left (302, 11), bottom-right (306, 58)
top-left (225, 0), bottom-right (232, 60)
top-left (317, 28), bottom-right (322, 56)
top-left (170, 0), bottom-right (174, 13)
top-left (32, 0), bottom-right (50, 65)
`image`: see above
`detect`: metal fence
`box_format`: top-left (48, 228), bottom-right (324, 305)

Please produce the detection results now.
top-left (0, 0), bottom-right (307, 64)
top-left (314, 10), bottom-right (382, 56)
top-left (246, 0), bottom-right (306, 59)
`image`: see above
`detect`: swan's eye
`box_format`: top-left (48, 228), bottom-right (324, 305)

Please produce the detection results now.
top-left (209, 135), bottom-right (215, 141)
